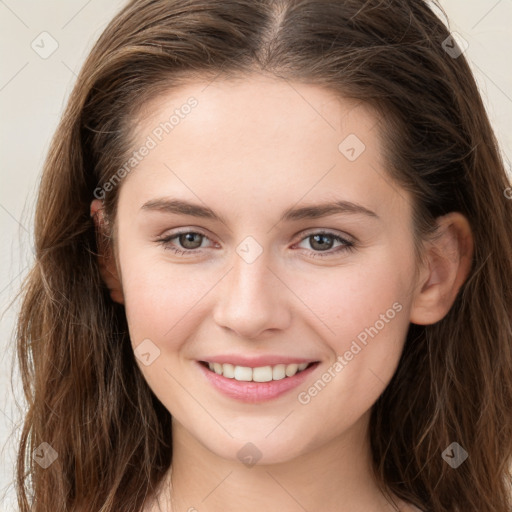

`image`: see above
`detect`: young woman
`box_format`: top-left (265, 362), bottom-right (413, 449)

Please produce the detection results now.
top-left (14, 1), bottom-right (512, 511)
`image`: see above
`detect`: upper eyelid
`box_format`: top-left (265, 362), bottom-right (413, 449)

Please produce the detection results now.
top-left (164, 226), bottom-right (222, 244)
top-left (298, 228), bottom-right (355, 243)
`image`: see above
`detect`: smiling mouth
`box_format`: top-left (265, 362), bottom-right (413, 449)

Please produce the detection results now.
top-left (199, 361), bottom-right (316, 382)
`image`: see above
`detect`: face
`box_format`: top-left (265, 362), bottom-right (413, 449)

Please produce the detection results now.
top-left (111, 74), bottom-right (419, 464)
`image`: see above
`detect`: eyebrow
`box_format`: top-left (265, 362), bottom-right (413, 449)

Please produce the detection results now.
top-left (140, 198), bottom-right (379, 223)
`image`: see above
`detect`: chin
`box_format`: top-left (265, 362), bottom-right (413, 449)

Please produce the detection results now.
top-left (198, 428), bottom-right (316, 466)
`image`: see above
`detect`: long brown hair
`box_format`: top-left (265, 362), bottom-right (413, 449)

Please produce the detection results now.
top-left (14, 1), bottom-right (512, 510)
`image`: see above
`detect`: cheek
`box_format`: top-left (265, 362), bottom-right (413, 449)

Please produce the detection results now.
top-left (292, 248), bottom-right (413, 349)
top-left (120, 254), bottom-right (212, 345)
top-left (118, 251), bottom-right (215, 418)
top-left (291, 250), bottom-right (413, 406)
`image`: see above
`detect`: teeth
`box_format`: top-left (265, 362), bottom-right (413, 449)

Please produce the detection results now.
top-left (222, 363), bottom-right (235, 379)
top-left (285, 363), bottom-right (298, 377)
top-left (206, 361), bottom-right (311, 381)
top-left (253, 366), bottom-right (272, 382)
top-left (272, 364), bottom-right (286, 380)
top-left (234, 366), bottom-right (253, 381)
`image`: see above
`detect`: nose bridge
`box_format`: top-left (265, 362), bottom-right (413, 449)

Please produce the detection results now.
top-left (212, 243), bottom-right (291, 339)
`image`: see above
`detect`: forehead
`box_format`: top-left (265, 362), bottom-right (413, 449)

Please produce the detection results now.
top-left (136, 74), bottom-right (377, 154)
top-left (118, 74), bottom-right (408, 223)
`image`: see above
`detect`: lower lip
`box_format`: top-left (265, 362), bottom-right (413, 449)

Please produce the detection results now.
top-left (196, 361), bottom-right (319, 403)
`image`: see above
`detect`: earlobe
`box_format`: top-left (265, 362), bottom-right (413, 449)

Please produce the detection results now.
top-left (90, 199), bottom-right (125, 305)
top-left (410, 212), bottom-right (473, 325)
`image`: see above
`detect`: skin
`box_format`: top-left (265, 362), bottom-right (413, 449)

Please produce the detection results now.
top-left (91, 74), bottom-right (473, 512)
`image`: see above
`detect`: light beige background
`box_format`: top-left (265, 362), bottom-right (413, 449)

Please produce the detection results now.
top-left (1, 1), bottom-right (511, 510)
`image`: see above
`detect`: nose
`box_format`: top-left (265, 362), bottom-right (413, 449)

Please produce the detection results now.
top-left (212, 251), bottom-right (292, 340)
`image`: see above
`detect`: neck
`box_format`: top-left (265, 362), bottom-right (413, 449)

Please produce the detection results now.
top-left (152, 411), bottom-right (402, 512)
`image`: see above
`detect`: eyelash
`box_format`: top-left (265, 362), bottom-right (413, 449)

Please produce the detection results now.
top-left (155, 229), bottom-right (355, 258)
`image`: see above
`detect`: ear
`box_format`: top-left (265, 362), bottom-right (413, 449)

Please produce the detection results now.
top-left (90, 199), bottom-right (124, 305)
top-left (410, 212), bottom-right (473, 325)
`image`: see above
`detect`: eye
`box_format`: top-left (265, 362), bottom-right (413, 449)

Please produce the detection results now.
top-left (294, 231), bottom-right (355, 258)
top-left (156, 229), bottom-right (214, 256)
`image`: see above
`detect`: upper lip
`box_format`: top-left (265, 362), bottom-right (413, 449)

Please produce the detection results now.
top-left (199, 354), bottom-right (318, 367)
